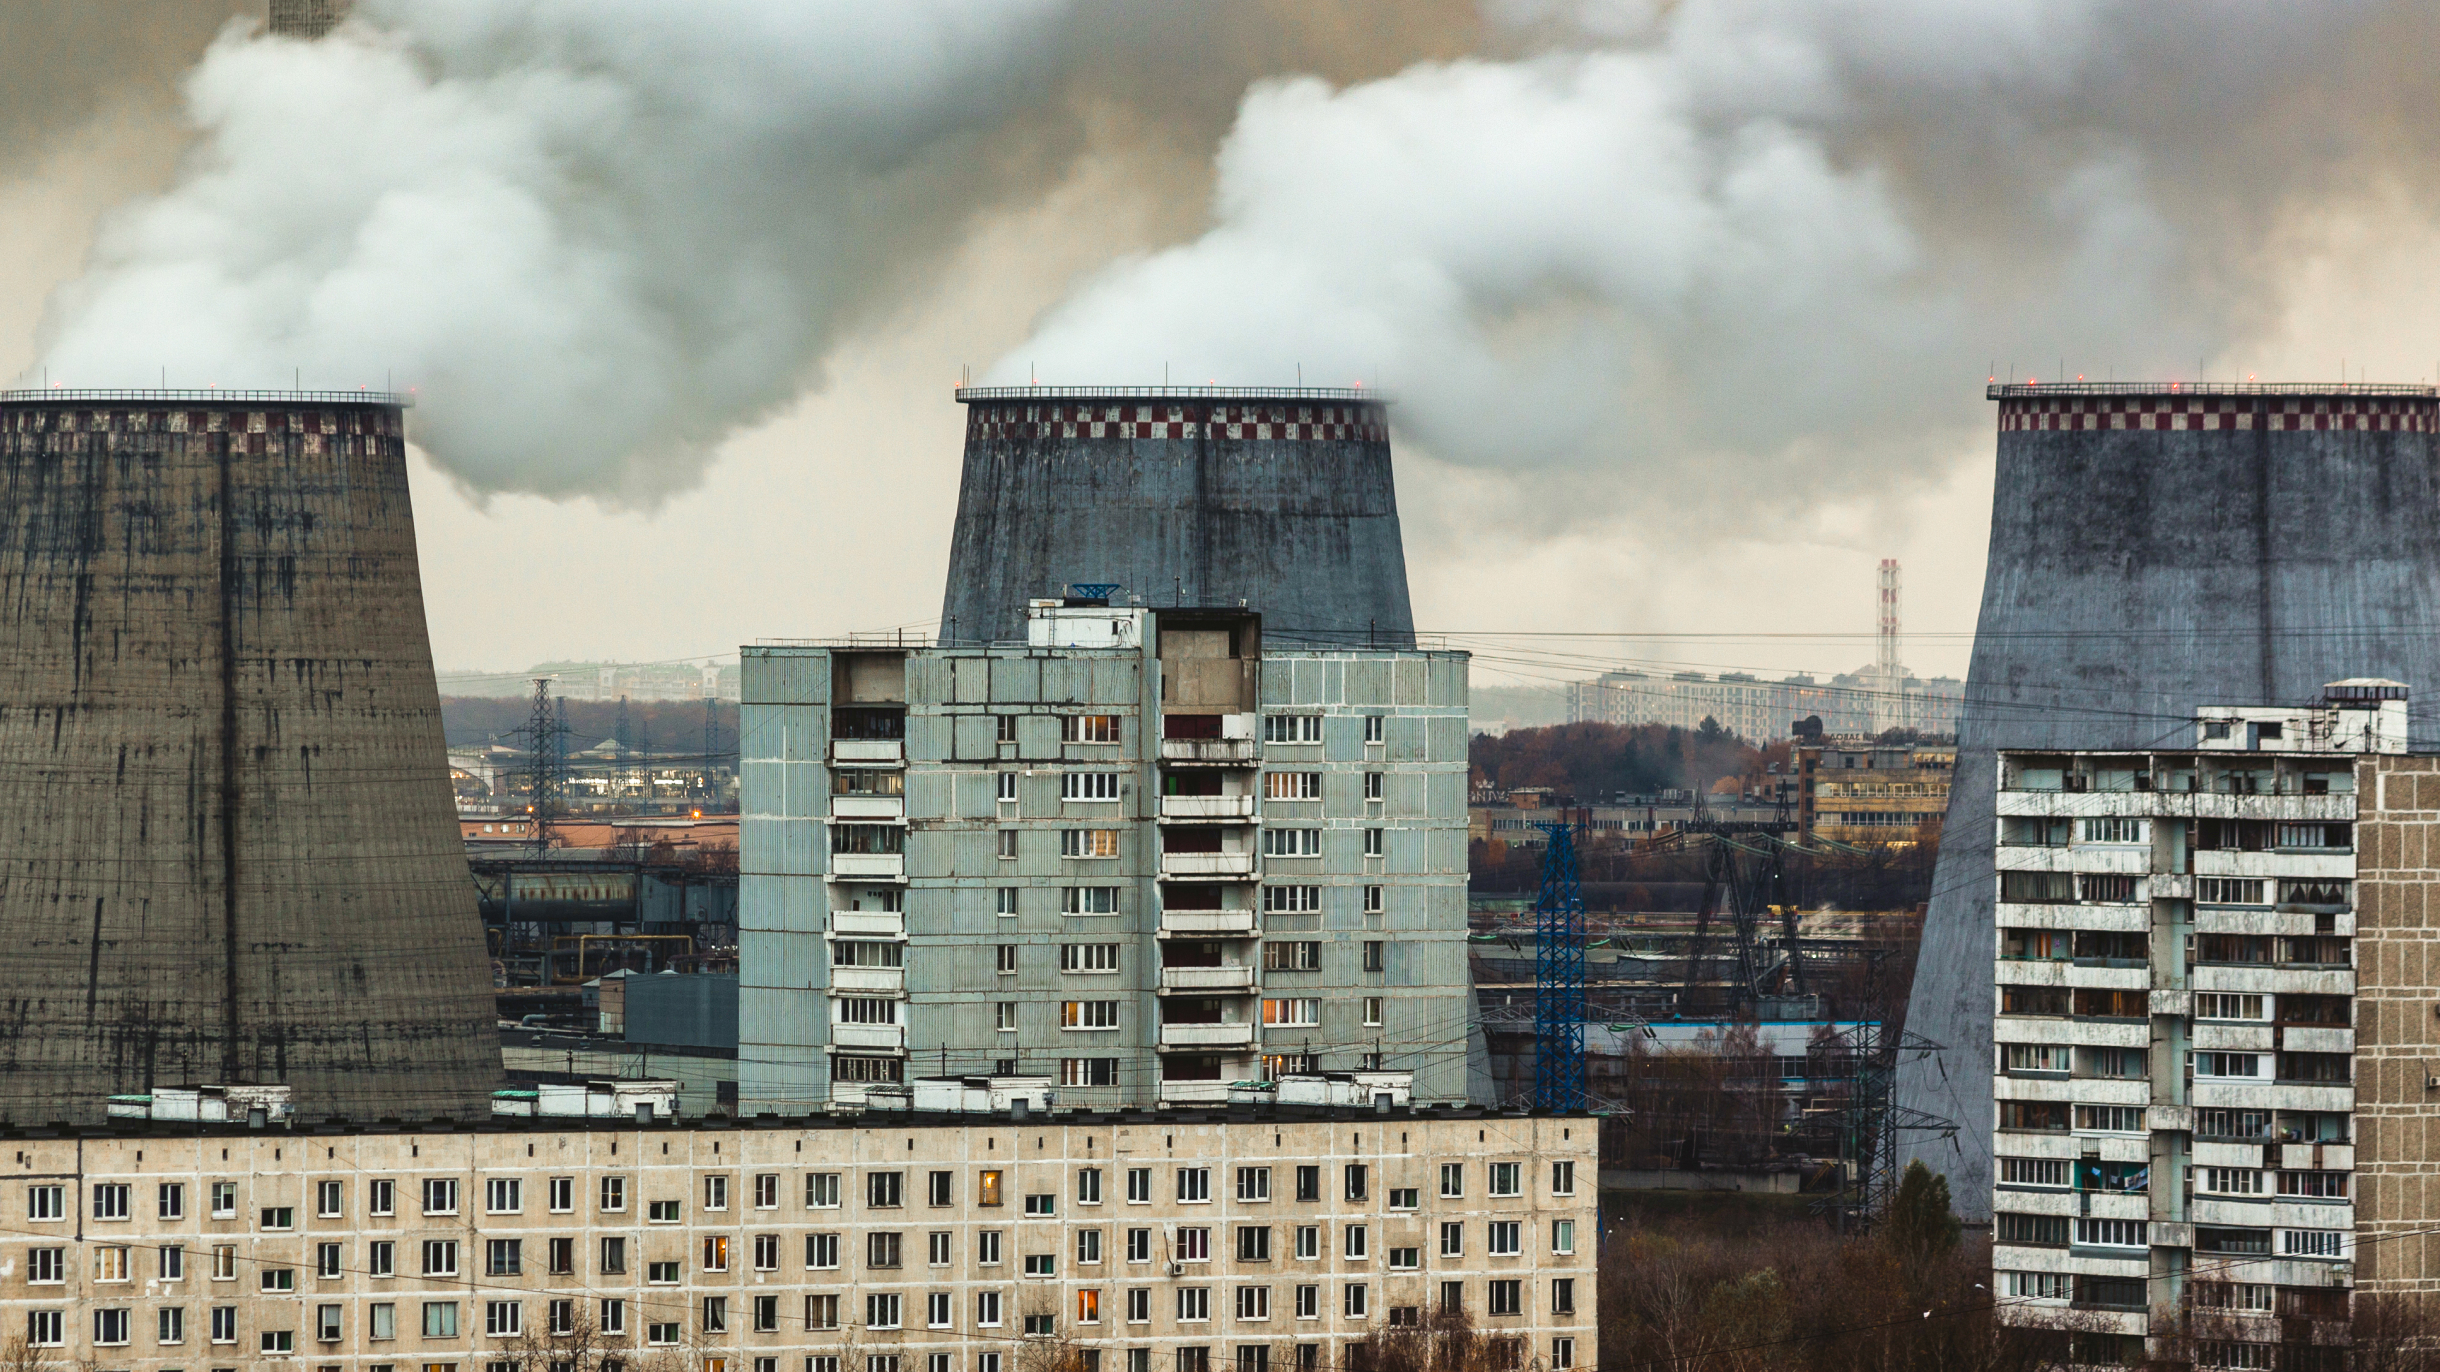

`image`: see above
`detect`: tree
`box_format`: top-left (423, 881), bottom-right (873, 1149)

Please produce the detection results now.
top-left (1881, 1160), bottom-right (1960, 1293)
top-left (0, 1337), bottom-right (62, 1372)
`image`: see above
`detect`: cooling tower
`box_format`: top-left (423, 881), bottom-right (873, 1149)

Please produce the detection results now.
top-left (941, 387), bottom-right (1416, 646)
top-left (0, 390), bottom-right (499, 1123)
top-left (1898, 382), bottom-right (2440, 1215)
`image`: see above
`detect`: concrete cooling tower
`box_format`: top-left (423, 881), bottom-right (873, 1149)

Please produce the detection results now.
top-left (941, 387), bottom-right (1415, 646)
top-left (1898, 382), bottom-right (2440, 1214)
top-left (0, 390), bottom-right (499, 1123)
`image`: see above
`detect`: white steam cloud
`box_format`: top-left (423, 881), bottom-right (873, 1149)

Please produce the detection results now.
top-left (37, 0), bottom-right (1077, 500)
top-left (31, 0), bottom-right (2440, 517)
top-left (1003, 1), bottom-right (2440, 525)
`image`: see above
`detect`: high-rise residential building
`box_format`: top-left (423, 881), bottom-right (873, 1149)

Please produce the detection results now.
top-left (1989, 680), bottom-right (2412, 1364)
top-left (738, 601), bottom-right (1472, 1113)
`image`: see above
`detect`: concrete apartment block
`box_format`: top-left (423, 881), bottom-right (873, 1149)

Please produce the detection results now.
top-left (0, 1109), bottom-right (1593, 1372)
top-left (739, 604), bottom-right (1471, 1114)
top-left (1989, 682), bottom-right (2408, 1363)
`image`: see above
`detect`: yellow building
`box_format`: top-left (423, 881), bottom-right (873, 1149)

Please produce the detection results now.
top-left (1797, 739), bottom-right (1954, 847)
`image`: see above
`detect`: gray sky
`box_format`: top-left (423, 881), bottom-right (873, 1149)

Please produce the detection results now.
top-left (11, 2), bottom-right (2440, 687)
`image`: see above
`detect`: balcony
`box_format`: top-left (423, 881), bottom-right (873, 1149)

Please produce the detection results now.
top-left (831, 1022), bottom-right (905, 1052)
top-left (830, 966), bottom-right (905, 995)
top-left (834, 740), bottom-right (904, 764)
top-left (1161, 738), bottom-right (1258, 765)
top-left (830, 853), bottom-right (905, 881)
top-left (832, 909), bottom-right (906, 938)
top-left (1160, 1022), bottom-right (1257, 1049)
top-left (832, 796), bottom-right (905, 819)
top-left (1160, 965), bottom-right (1258, 994)
top-left (1160, 851), bottom-right (1257, 879)
top-left (1160, 794), bottom-right (1257, 821)
top-left (1160, 909), bottom-right (1258, 937)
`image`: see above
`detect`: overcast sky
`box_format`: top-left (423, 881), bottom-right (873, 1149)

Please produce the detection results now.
top-left (10, 2), bottom-right (2440, 686)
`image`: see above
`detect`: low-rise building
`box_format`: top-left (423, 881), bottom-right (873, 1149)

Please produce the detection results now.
top-left (1989, 680), bottom-right (2412, 1364)
top-left (0, 1107), bottom-right (1593, 1372)
top-left (1795, 738), bottom-right (1954, 847)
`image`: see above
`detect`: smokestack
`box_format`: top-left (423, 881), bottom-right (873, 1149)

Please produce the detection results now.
top-left (941, 386), bottom-right (1415, 648)
top-left (1897, 381), bottom-right (2440, 1216)
top-left (0, 389), bottom-right (501, 1124)
top-left (268, 0), bottom-right (350, 39)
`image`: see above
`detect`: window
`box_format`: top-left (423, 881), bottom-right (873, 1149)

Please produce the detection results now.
top-left (1262, 998), bottom-right (1319, 1027)
top-left (867, 1294), bottom-right (903, 1330)
top-left (2201, 1168), bottom-right (2263, 1196)
top-left (2279, 1171), bottom-right (2349, 1199)
top-left (2074, 1218), bottom-right (2148, 1248)
top-left (1179, 1289), bottom-right (1212, 1322)
top-left (484, 1177), bottom-right (521, 1214)
top-left (486, 1301), bottom-right (521, 1337)
top-left (1440, 1163), bottom-right (1464, 1198)
top-left (1264, 942), bottom-right (1321, 972)
top-left (25, 1311), bottom-right (61, 1348)
top-left (2001, 1043), bottom-right (2070, 1073)
top-left (649, 1321), bottom-right (682, 1346)
top-left (998, 769), bottom-right (1020, 805)
top-left (487, 1239), bottom-right (523, 1276)
top-left (1553, 1337), bottom-right (1576, 1370)
top-left (703, 1235), bottom-right (732, 1272)
top-left (1179, 1168), bottom-right (1213, 1203)
top-left (1363, 885), bottom-right (1384, 914)
top-left (1062, 943), bottom-right (1123, 974)
top-left (26, 1248), bottom-right (61, 1284)
top-left (1026, 1192), bottom-right (1058, 1218)
top-left (599, 1175), bottom-right (627, 1212)
top-left (807, 1295), bottom-right (840, 1330)
top-left (1064, 1057), bottom-right (1118, 1086)
top-left (1487, 1222), bottom-right (1520, 1257)
top-left (1265, 772), bottom-right (1322, 801)
top-left (1063, 829), bottom-right (1121, 858)
top-left (362, 1239), bottom-right (393, 1277)
top-left (1076, 1168), bottom-right (1104, 1205)
top-left (1237, 1286), bottom-right (1271, 1319)
top-left (2195, 1052), bottom-right (2265, 1079)
top-left (1129, 1228), bottom-right (1152, 1262)
top-left (26, 1184), bottom-right (63, 1221)
top-left (422, 1179), bottom-right (459, 1215)
top-left (1068, 714), bottom-right (1122, 743)
top-left (834, 939), bottom-right (905, 968)
top-left (997, 945), bottom-right (1020, 974)
top-left (2199, 877), bottom-right (2269, 905)
top-left (998, 714), bottom-right (1019, 743)
top-left (318, 1242), bottom-right (344, 1278)
top-left (600, 1237), bottom-right (627, 1273)
top-left (1345, 1165), bottom-right (1368, 1202)
top-left (211, 1305), bottom-right (237, 1343)
top-left (1293, 1226), bottom-right (1320, 1260)
top-left (1344, 1225), bottom-right (1368, 1259)
top-left (602, 1298), bottom-right (628, 1335)
top-left (1063, 1000), bottom-right (1121, 1029)
top-left (1179, 1228), bottom-right (1212, 1262)
top-left (422, 1241), bottom-right (459, 1278)
top-left (1264, 715), bottom-right (1323, 744)
top-left (1063, 772), bottom-right (1123, 801)
top-left (93, 1183), bottom-right (130, 1220)
top-left (1995, 1213), bottom-right (2069, 1247)
top-left (1346, 1284), bottom-right (1370, 1318)
top-left (1440, 1223), bottom-right (1463, 1257)
top-left (1263, 828), bottom-right (1322, 858)
top-left (2285, 1230), bottom-right (2347, 1258)
top-left (207, 1180), bottom-right (238, 1217)
top-left (648, 1198), bottom-right (684, 1222)
top-left (838, 996), bottom-right (898, 1024)
top-left (1489, 1162), bottom-right (1522, 1197)
top-left (212, 1245), bottom-right (237, 1279)
top-left (1364, 714), bottom-right (1384, 744)
top-left (1127, 1167), bottom-right (1153, 1203)
top-left (1238, 1227), bottom-right (1272, 1261)
top-left (94, 1246), bottom-right (130, 1281)
top-left (423, 1302), bottom-right (460, 1338)
top-left (648, 1260), bottom-right (682, 1284)
top-left (1232, 1167), bottom-right (1270, 1203)
top-left (160, 1305), bottom-right (187, 1343)
top-left (1388, 1246), bottom-right (1419, 1270)
top-left (1076, 1288), bottom-right (1102, 1324)
top-left (978, 1291), bottom-right (1003, 1327)
top-left (1263, 885), bottom-right (1322, 913)
top-left (1064, 886), bottom-right (1120, 915)
top-left (807, 1233), bottom-right (841, 1269)
top-left (997, 886), bottom-right (1020, 916)
top-left (2076, 1105), bottom-right (2145, 1133)
top-left (999, 828), bottom-right (1020, 859)
top-left (1364, 772), bottom-right (1384, 801)
top-left (162, 1243), bottom-right (187, 1280)
top-left (928, 1291), bottom-right (954, 1329)
top-left (1025, 1253), bottom-right (1057, 1276)
top-left (546, 1236), bottom-right (573, 1275)
top-left (259, 1329), bottom-right (295, 1354)
top-left (808, 1171), bottom-right (841, 1207)
top-left (869, 1232), bottom-right (904, 1269)
top-left (1129, 1288), bottom-right (1152, 1323)
top-left (259, 1205), bottom-right (295, 1230)
top-left (1365, 828), bottom-right (1385, 859)
top-left (1999, 1158), bottom-right (2071, 1188)
top-left (1551, 1160), bottom-right (1575, 1196)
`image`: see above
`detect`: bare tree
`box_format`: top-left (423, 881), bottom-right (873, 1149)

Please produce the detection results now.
top-left (0, 1337), bottom-right (64, 1372)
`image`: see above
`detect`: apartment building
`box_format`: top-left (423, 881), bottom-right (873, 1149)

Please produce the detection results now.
top-left (0, 1109), bottom-right (1592, 1372)
top-left (737, 603), bottom-right (1471, 1113)
top-left (1795, 738), bottom-right (1954, 848)
top-left (1989, 681), bottom-right (2410, 1364)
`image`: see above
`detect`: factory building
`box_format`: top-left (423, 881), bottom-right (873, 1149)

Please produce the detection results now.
top-left (1902, 383), bottom-right (2440, 1218)
top-left (940, 388), bottom-right (1415, 649)
top-left (1795, 736), bottom-right (1955, 848)
top-left (0, 391), bottom-right (498, 1125)
top-left (737, 601), bottom-right (1472, 1114)
top-left (1989, 681), bottom-right (2419, 1362)
top-left (0, 1107), bottom-right (1592, 1372)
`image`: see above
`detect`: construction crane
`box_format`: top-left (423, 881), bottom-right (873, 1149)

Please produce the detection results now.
top-left (1530, 822), bottom-right (1589, 1111)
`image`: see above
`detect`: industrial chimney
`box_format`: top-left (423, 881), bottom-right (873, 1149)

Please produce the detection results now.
top-left (0, 390), bottom-right (500, 1123)
top-left (940, 387), bottom-right (1416, 647)
top-left (1897, 381), bottom-right (2440, 1214)
top-left (268, 0), bottom-right (350, 38)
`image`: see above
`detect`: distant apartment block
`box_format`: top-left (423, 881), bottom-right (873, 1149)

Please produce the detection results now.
top-left (1796, 738), bottom-right (1955, 847)
top-left (1566, 666), bottom-right (1961, 743)
top-left (738, 603), bottom-right (1472, 1113)
top-left (1989, 680), bottom-right (2422, 1365)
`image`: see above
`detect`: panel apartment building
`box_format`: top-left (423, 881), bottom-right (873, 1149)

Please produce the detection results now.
top-left (738, 603), bottom-right (1471, 1113)
top-left (1987, 679), bottom-right (2440, 1364)
top-left (0, 1108), bottom-right (1593, 1372)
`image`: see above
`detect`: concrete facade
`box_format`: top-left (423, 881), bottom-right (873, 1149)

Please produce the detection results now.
top-left (1902, 384), bottom-right (2440, 1217)
top-left (2348, 753), bottom-right (2440, 1302)
top-left (737, 606), bottom-right (1472, 1113)
top-left (0, 393), bottom-right (499, 1125)
top-left (939, 388), bottom-right (1414, 648)
top-left (0, 1110), bottom-right (1594, 1371)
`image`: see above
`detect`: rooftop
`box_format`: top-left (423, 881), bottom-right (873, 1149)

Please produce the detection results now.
top-left (955, 384), bottom-right (1383, 404)
top-left (0, 387), bottom-right (414, 407)
top-left (1986, 381), bottom-right (2435, 400)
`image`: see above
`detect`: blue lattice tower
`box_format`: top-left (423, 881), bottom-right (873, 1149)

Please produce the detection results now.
top-left (1531, 823), bottom-right (1588, 1110)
